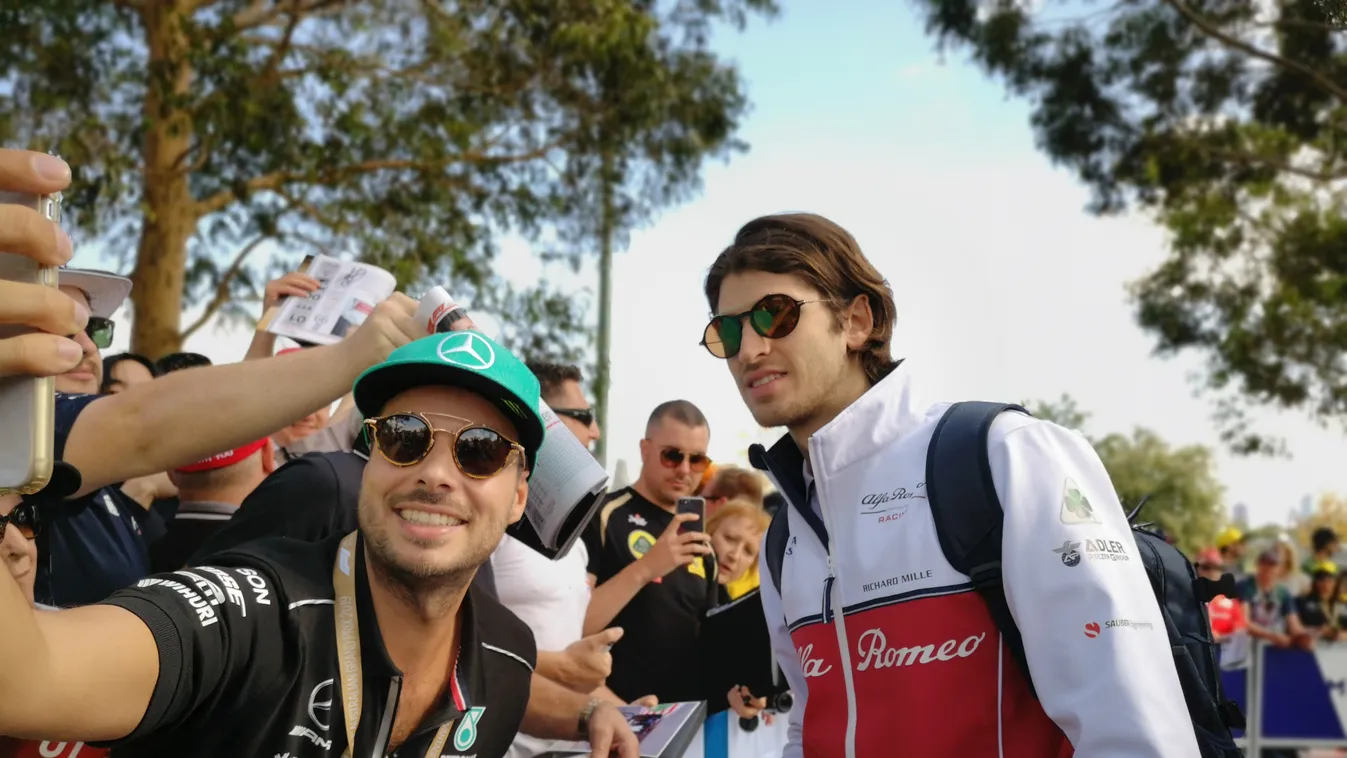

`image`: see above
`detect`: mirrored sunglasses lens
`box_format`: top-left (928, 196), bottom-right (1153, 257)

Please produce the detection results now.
top-left (455, 428), bottom-right (514, 477)
top-left (659, 448), bottom-right (685, 467)
top-left (703, 317), bottom-right (738, 359)
top-left (753, 296), bottom-right (798, 337)
top-left (376, 414), bottom-right (433, 464)
top-left (87, 318), bottom-right (114, 349)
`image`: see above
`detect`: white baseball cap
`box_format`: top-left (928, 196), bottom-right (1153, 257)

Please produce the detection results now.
top-left (59, 267), bottom-right (132, 318)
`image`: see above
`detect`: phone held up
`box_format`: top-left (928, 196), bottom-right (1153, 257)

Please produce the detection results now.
top-left (0, 189), bottom-right (63, 495)
top-left (676, 496), bottom-right (706, 535)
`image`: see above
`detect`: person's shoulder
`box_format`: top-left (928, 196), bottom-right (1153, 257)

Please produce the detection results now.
top-left (468, 581), bottom-right (536, 669)
top-left (600, 486), bottom-right (637, 508)
top-left (201, 534), bottom-right (343, 600)
top-left (54, 391), bottom-right (105, 430)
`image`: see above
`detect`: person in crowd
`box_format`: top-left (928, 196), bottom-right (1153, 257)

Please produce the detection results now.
top-left (1217, 526), bottom-right (1248, 580)
top-left (148, 439), bottom-right (274, 573)
top-left (703, 212), bottom-right (1198, 756)
top-left (1303, 527), bottom-right (1339, 574)
top-left (0, 464), bottom-right (109, 758)
top-left (495, 362), bottom-right (651, 758)
top-left (700, 465), bottom-right (765, 515)
top-left (101, 354), bottom-right (157, 394)
top-left (706, 499), bottom-right (770, 603)
top-left (1197, 548), bottom-right (1249, 669)
top-left (0, 331), bottom-right (637, 758)
top-left (0, 150), bottom-right (86, 381)
top-left (526, 361), bottom-right (601, 451)
top-left (1274, 538), bottom-right (1310, 596)
top-left (581, 401), bottom-right (718, 704)
top-left (1239, 548), bottom-right (1305, 649)
top-left (153, 352), bottom-right (212, 374)
top-left (1293, 562), bottom-right (1342, 645)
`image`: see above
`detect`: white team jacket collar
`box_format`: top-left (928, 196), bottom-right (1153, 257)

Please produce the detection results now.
top-left (750, 359), bottom-right (923, 501)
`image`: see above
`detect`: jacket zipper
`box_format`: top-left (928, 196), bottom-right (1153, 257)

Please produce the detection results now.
top-left (810, 437), bottom-right (859, 758)
top-left (371, 676), bottom-right (402, 758)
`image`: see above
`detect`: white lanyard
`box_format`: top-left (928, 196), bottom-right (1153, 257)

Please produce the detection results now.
top-left (332, 531), bottom-right (453, 758)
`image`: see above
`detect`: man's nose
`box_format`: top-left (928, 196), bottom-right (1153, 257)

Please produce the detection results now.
top-left (736, 323), bottom-right (771, 364)
top-left (414, 432), bottom-right (462, 489)
top-left (72, 328), bottom-right (98, 358)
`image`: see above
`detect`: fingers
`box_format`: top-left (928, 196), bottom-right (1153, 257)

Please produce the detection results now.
top-left (631, 695), bottom-right (658, 708)
top-left (0, 280), bottom-right (89, 336)
top-left (0, 150), bottom-right (71, 195)
top-left (592, 626), bottom-right (624, 646)
top-left (0, 331), bottom-right (85, 379)
top-left (0, 204), bottom-right (72, 267)
top-left (615, 724), bottom-right (640, 758)
top-left (661, 512), bottom-right (699, 535)
top-left (587, 722), bottom-right (613, 758)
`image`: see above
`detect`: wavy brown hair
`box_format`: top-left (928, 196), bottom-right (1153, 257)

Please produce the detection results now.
top-left (703, 213), bottom-right (899, 385)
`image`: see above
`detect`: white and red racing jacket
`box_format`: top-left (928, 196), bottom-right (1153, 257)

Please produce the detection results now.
top-left (750, 364), bottom-right (1201, 758)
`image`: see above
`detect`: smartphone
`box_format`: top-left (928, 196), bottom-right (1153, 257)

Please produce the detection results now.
top-left (0, 191), bottom-right (62, 495)
top-left (676, 496), bottom-right (706, 535)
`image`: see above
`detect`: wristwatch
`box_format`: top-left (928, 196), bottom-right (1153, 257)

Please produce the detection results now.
top-left (576, 697), bottom-right (601, 738)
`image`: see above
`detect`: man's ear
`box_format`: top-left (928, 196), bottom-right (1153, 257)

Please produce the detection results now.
top-left (508, 469), bottom-right (528, 525)
top-left (843, 294), bottom-right (875, 351)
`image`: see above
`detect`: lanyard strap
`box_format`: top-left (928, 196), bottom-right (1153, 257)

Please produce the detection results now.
top-left (332, 531), bottom-right (453, 758)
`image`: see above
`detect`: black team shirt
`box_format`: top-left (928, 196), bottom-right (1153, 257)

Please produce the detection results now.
top-left (581, 486), bottom-right (718, 703)
top-left (94, 533), bottom-right (534, 758)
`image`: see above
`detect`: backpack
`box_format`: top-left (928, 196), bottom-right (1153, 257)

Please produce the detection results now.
top-left (764, 401), bottom-right (1245, 757)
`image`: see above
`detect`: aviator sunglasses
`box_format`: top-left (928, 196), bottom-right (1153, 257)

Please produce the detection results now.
top-left (0, 501), bottom-right (40, 540)
top-left (701, 294), bottom-right (826, 359)
top-left (365, 412), bottom-right (525, 478)
top-left (655, 445), bottom-right (712, 474)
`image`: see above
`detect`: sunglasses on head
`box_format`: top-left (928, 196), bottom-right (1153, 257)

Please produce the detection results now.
top-left (656, 446), bottom-right (711, 473)
top-left (701, 294), bottom-right (827, 359)
top-left (84, 316), bottom-right (114, 350)
top-left (365, 412), bottom-right (525, 479)
top-left (0, 501), bottom-right (40, 540)
top-left (552, 407), bottom-right (595, 427)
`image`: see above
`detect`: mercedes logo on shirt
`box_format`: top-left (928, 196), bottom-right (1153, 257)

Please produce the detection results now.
top-left (436, 332), bottom-right (496, 371)
top-left (308, 678), bottom-right (333, 731)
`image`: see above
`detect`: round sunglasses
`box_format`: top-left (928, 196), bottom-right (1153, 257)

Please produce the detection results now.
top-left (365, 412), bottom-right (525, 479)
top-left (0, 501), bottom-right (40, 540)
top-left (84, 316), bottom-right (114, 350)
top-left (701, 294), bottom-right (826, 359)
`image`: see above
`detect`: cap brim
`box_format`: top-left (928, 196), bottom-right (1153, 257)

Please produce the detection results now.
top-left (354, 362), bottom-right (544, 472)
top-left (60, 269), bottom-right (132, 318)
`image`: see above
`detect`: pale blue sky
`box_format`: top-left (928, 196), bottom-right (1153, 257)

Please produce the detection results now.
top-left (92, 0), bottom-right (1346, 527)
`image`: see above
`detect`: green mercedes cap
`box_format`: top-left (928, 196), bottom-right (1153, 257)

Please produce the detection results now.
top-left (353, 331), bottom-right (545, 474)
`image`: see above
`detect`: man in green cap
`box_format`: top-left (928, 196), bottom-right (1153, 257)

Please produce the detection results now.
top-left (0, 331), bottom-right (637, 758)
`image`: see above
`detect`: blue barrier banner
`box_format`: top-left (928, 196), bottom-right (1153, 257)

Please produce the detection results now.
top-left (1220, 668), bottom-right (1248, 740)
top-left (1262, 644), bottom-right (1347, 739)
top-left (704, 712), bottom-right (730, 758)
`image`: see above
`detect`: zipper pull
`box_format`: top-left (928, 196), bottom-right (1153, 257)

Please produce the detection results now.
top-left (822, 576), bottom-right (835, 623)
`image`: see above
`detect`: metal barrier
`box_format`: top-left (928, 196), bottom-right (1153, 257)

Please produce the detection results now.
top-left (1224, 639), bottom-right (1347, 754)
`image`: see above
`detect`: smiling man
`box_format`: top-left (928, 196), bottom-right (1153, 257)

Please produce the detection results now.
top-left (0, 331), bottom-right (635, 758)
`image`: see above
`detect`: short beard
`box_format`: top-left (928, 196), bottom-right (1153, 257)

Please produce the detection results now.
top-left (358, 488), bottom-right (483, 620)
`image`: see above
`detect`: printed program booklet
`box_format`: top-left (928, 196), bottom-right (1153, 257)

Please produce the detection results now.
top-left (258, 254), bottom-right (394, 345)
top-left (541, 701), bottom-right (706, 758)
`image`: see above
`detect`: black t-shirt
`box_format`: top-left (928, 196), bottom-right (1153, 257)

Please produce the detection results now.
top-left (581, 487), bottom-right (718, 703)
top-left (97, 534), bottom-right (535, 758)
top-left (36, 394), bottom-right (152, 607)
top-left (1296, 594), bottom-right (1333, 628)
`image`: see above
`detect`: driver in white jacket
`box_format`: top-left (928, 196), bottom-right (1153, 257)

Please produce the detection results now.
top-left (697, 212), bottom-right (1201, 758)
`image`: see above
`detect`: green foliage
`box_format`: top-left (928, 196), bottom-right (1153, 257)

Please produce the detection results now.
top-left (0, 0), bottom-right (773, 356)
top-left (1025, 395), bottom-right (1226, 554)
top-left (918, 0), bottom-right (1347, 455)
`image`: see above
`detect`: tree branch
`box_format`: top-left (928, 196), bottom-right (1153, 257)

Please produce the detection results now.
top-left (181, 236), bottom-right (270, 339)
top-left (1162, 0), bottom-right (1347, 103)
top-left (232, 0), bottom-right (348, 31)
top-left (192, 145), bottom-right (562, 216)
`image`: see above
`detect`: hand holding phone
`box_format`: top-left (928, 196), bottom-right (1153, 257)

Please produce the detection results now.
top-left (676, 496), bottom-right (706, 535)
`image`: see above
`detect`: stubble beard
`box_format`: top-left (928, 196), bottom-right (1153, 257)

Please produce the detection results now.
top-left (357, 493), bottom-right (488, 615)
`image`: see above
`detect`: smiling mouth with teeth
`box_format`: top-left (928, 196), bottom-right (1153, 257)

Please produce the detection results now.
top-left (750, 373), bottom-right (784, 388)
top-left (397, 509), bottom-right (465, 527)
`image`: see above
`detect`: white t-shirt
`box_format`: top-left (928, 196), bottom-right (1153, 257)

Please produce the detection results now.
top-left (489, 535), bottom-right (592, 758)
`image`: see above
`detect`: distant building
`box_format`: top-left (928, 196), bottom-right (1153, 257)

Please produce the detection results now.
top-left (1301, 494), bottom-right (1314, 520)
top-left (1231, 502), bottom-right (1249, 528)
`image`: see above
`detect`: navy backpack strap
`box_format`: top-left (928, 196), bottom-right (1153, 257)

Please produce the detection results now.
top-left (765, 504), bottom-right (790, 597)
top-left (925, 401), bottom-right (1037, 698)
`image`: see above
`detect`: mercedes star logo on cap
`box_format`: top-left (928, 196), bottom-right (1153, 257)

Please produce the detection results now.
top-left (436, 332), bottom-right (496, 370)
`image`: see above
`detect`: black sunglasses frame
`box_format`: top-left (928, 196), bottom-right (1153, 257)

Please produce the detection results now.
top-left (552, 407), bottom-right (595, 426)
top-left (700, 294), bottom-right (826, 359)
top-left (0, 501), bottom-right (40, 540)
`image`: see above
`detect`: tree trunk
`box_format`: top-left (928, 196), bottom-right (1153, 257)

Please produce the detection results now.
top-left (593, 149), bottom-right (615, 468)
top-left (130, 0), bottom-right (196, 360)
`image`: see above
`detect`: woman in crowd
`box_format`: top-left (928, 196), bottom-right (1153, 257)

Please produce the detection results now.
top-left (1293, 562), bottom-right (1343, 645)
top-left (706, 500), bottom-right (771, 603)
